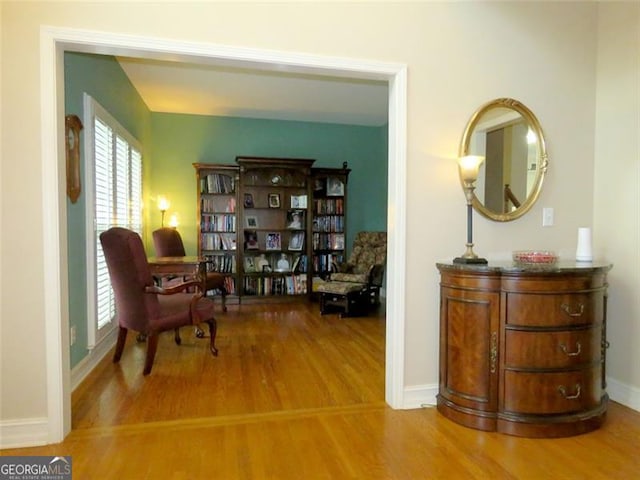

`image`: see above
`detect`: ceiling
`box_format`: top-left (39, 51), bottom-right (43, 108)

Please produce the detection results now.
top-left (117, 56), bottom-right (389, 127)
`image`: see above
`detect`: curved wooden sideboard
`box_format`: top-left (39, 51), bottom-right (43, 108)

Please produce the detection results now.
top-left (436, 261), bottom-right (612, 438)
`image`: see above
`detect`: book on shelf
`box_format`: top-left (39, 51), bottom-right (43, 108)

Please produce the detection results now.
top-left (332, 233), bottom-right (345, 250)
top-left (201, 214), bottom-right (236, 232)
top-left (204, 173), bottom-right (235, 194)
top-left (201, 233), bottom-right (236, 251)
top-left (205, 254), bottom-right (236, 273)
top-left (291, 254), bottom-right (307, 273)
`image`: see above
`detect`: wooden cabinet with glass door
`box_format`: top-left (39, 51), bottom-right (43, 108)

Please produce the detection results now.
top-left (311, 165), bottom-right (350, 291)
top-left (236, 156), bottom-right (314, 301)
top-left (193, 163), bottom-right (239, 300)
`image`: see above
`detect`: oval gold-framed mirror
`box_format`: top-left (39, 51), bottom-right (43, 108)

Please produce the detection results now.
top-left (459, 98), bottom-right (548, 222)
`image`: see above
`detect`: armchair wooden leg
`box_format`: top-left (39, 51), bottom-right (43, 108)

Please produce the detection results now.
top-left (204, 319), bottom-right (218, 356)
top-left (143, 334), bottom-right (159, 375)
top-left (113, 326), bottom-right (128, 363)
top-left (221, 289), bottom-right (227, 312)
top-left (174, 328), bottom-right (181, 345)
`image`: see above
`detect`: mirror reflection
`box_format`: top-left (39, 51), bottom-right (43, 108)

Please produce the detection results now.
top-left (460, 98), bottom-right (548, 222)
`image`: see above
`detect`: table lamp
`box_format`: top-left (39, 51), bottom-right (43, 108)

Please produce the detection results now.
top-left (453, 155), bottom-right (487, 265)
top-left (169, 213), bottom-right (179, 229)
top-left (158, 196), bottom-right (170, 227)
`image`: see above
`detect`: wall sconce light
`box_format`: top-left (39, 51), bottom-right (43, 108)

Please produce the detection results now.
top-left (453, 155), bottom-right (488, 265)
top-left (158, 196), bottom-right (170, 227)
top-left (168, 213), bottom-right (179, 229)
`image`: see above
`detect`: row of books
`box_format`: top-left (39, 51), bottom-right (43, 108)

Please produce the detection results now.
top-left (312, 233), bottom-right (345, 251)
top-left (312, 215), bottom-right (344, 233)
top-left (242, 274), bottom-right (308, 296)
top-left (313, 198), bottom-right (344, 215)
top-left (204, 254), bottom-right (236, 273)
top-left (201, 197), bottom-right (236, 213)
top-left (201, 233), bottom-right (237, 251)
top-left (206, 276), bottom-right (236, 296)
top-left (201, 214), bottom-right (236, 233)
top-left (201, 173), bottom-right (235, 194)
top-left (313, 253), bottom-right (344, 273)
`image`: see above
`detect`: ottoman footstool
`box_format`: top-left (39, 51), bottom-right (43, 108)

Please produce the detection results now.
top-left (317, 281), bottom-right (368, 317)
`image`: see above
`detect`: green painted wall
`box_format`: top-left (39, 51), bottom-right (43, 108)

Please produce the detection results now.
top-left (147, 113), bottom-right (388, 256)
top-left (64, 52), bottom-right (151, 368)
top-left (66, 53), bottom-right (387, 370)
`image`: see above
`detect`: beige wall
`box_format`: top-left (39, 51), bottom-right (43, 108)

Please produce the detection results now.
top-left (2, 1), bottom-right (638, 441)
top-left (594, 2), bottom-right (640, 404)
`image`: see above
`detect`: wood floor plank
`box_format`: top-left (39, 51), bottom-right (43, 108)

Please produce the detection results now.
top-left (3, 302), bottom-right (640, 479)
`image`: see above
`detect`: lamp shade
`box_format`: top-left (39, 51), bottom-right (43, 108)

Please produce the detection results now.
top-left (157, 196), bottom-right (170, 211)
top-left (458, 155), bottom-right (485, 183)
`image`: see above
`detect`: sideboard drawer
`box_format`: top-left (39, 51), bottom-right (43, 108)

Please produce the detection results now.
top-left (504, 327), bottom-right (602, 369)
top-left (506, 292), bottom-right (603, 327)
top-left (503, 368), bottom-right (602, 414)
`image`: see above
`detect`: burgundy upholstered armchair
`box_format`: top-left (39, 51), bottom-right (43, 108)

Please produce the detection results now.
top-left (152, 227), bottom-right (228, 311)
top-left (100, 227), bottom-right (218, 375)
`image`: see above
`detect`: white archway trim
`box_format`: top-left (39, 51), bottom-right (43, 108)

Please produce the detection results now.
top-left (385, 67), bottom-right (408, 408)
top-left (40, 25), bottom-right (407, 443)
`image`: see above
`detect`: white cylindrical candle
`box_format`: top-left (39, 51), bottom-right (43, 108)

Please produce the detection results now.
top-left (576, 227), bottom-right (593, 262)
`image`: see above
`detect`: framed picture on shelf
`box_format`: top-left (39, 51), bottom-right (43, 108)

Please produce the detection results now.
top-left (327, 177), bottom-right (344, 196)
top-left (246, 215), bottom-right (258, 228)
top-left (288, 231), bottom-right (305, 251)
top-left (244, 230), bottom-right (259, 250)
top-left (313, 178), bottom-right (326, 197)
top-left (291, 194), bottom-right (308, 208)
top-left (286, 209), bottom-right (305, 229)
top-left (275, 253), bottom-right (291, 272)
top-left (244, 256), bottom-right (256, 273)
top-left (268, 193), bottom-right (280, 208)
top-left (244, 193), bottom-right (254, 208)
top-left (265, 232), bottom-right (281, 250)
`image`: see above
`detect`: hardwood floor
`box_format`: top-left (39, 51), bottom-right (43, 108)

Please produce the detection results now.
top-left (3, 302), bottom-right (640, 479)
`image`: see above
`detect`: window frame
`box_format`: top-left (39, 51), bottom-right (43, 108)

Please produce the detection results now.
top-left (83, 93), bottom-right (143, 349)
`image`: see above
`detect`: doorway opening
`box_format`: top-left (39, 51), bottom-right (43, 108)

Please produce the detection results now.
top-left (41, 27), bottom-right (407, 442)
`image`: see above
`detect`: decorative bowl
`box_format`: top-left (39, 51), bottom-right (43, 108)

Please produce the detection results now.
top-left (512, 250), bottom-right (558, 265)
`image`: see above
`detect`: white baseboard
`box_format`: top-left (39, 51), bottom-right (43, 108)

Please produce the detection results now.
top-left (403, 376), bottom-right (640, 413)
top-left (402, 383), bottom-right (438, 409)
top-left (607, 376), bottom-right (640, 411)
top-left (71, 327), bottom-right (117, 391)
top-left (0, 417), bottom-right (49, 449)
top-left (0, 330), bottom-right (117, 449)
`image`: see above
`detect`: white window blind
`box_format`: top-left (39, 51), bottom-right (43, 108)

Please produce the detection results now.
top-left (84, 94), bottom-right (143, 348)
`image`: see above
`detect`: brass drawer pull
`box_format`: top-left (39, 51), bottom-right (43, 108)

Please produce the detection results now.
top-left (558, 341), bottom-right (581, 357)
top-left (561, 303), bottom-right (585, 317)
top-left (558, 383), bottom-right (582, 400)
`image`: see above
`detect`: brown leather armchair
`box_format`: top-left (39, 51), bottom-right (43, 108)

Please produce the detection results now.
top-left (152, 227), bottom-right (227, 311)
top-left (100, 227), bottom-right (218, 375)
top-left (316, 231), bottom-right (387, 316)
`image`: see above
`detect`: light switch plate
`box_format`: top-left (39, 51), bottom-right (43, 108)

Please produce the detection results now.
top-left (542, 207), bottom-right (554, 227)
